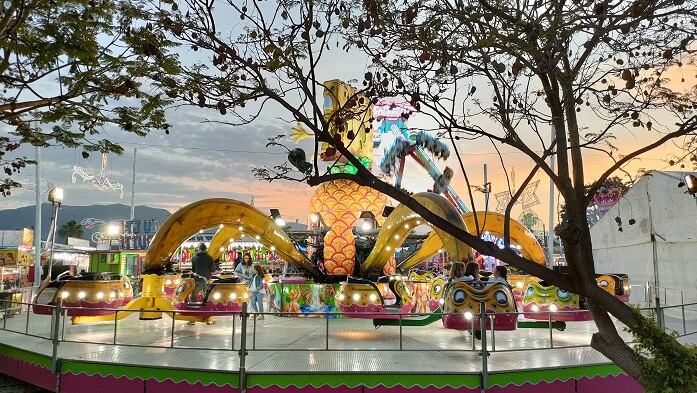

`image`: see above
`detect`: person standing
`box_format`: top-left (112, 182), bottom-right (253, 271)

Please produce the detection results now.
top-left (190, 243), bottom-right (215, 303)
top-left (249, 264), bottom-right (266, 320)
top-left (235, 252), bottom-right (254, 285)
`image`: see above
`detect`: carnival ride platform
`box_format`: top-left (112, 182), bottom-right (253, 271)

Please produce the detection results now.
top-left (0, 302), bottom-right (695, 393)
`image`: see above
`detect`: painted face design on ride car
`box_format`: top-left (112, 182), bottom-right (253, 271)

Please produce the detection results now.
top-left (522, 280), bottom-right (579, 308)
top-left (443, 281), bottom-right (515, 314)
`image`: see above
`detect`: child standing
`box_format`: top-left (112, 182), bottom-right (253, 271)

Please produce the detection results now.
top-left (249, 264), bottom-right (266, 320)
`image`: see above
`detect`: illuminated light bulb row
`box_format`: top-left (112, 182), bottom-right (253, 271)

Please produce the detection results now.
top-left (60, 290), bottom-right (122, 300)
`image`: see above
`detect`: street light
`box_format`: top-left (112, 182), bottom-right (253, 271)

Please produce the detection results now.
top-left (46, 187), bottom-right (64, 281)
top-left (678, 174), bottom-right (697, 196)
top-left (270, 208), bottom-right (286, 227)
top-left (48, 187), bottom-right (64, 205)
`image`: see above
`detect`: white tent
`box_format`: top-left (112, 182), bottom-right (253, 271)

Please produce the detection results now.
top-left (591, 171), bottom-right (697, 306)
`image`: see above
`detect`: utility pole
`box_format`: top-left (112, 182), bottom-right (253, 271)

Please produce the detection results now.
top-left (33, 146), bottom-right (42, 287)
top-left (129, 148), bottom-right (137, 221)
top-left (547, 126), bottom-right (555, 269)
top-left (483, 164), bottom-right (489, 209)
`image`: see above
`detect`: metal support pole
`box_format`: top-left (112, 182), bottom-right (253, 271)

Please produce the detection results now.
top-left (2, 300), bottom-right (7, 330)
top-left (47, 204), bottom-right (60, 280)
top-left (231, 314), bottom-right (236, 351)
top-left (325, 316), bottom-right (329, 350)
top-left (61, 306), bottom-right (66, 341)
top-left (399, 313), bottom-right (403, 350)
top-left (483, 164), bottom-right (489, 208)
top-left (170, 312), bottom-right (176, 348)
top-left (252, 312), bottom-right (257, 350)
top-left (129, 148), bottom-right (137, 221)
top-left (471, 316), bottom-right (476, 350)
top-left (33, 146), bottom-right (42, 288)
top-left (479, 302), bottom-right (488, 393)
top-left (24, 302), bottom-right (30, 334)
top-left (648, 191), bottom-right (664, 328)
top-left (239, 302), bottom-right (248, 393)
top-left (51, 303), bottom-right (61, 373)
top-left (681, 290), bottom-right (686, 335)
top-left (489, 315), bottom-right (495, 352)
top-left (113, 310), bottom-right (119, 345)
top-left (548, 313), bottom-right (554, 348)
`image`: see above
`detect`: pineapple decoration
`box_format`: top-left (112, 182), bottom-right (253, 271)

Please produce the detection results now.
top-left (293, 79), bottom-right (397, 276)
top-left (308, 179), bottom-right (388, 275)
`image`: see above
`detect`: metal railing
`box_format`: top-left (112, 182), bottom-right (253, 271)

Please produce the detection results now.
top-left (1, 299), bottom-right (696, 392)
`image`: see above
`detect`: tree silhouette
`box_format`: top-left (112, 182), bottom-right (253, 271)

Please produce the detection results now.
top-left (57, 220), bottom-right (84, 243)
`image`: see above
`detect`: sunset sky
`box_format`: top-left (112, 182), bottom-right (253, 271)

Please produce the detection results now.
top-left (1, 39), bottom-right (691, 228)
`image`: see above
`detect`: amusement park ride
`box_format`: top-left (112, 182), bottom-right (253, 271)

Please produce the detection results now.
top-left (31, 79), bottom-right (631, 333)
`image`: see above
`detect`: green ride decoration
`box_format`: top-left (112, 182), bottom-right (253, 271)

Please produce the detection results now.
top-left (329, 156), bottom-right (372, 175)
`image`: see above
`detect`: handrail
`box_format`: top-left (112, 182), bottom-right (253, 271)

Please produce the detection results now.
top-left (1, 298), bottom-right (695, 392)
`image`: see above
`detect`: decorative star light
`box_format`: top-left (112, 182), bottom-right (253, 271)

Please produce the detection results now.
top-left (18, 177), bottom-right (55, 193)
top-left (494, 180), bottom-right (540, 214)
top-left (72, 152), bottom-right (124, 198)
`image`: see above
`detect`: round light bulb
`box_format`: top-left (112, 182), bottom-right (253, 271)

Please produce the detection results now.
top-left (336, 293), bottom-right (345, 301)
top-left (230, 293), bottom-right (237, 300)
top-left (60, 291), bottom-right (69, 299)
top-left (549, 304), bottom-right (558, 312)
top-left (516, 282), bottom-right (524, 289)
top-left (219, 224), bottom-right (224, 229)
top-left (212, 292), bottom-right (221, 300)
top-left (238, 226), bottom-right (243, 231)
top-left (78, 291), bottom-right (86, 299)
top-left (96, 292), bottom-right (104, 300)
top-left (351, 293), bottom-right (361, 302)
top-left (464, 311), bottom-right (473, 320)
top-left (369, 294), bottom-right (377, 302)
top-left (531, 305), bottom-right (540, 312)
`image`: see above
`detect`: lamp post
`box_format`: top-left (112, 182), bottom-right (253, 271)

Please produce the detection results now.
top-left (46, 187), bottom-right (64, 281)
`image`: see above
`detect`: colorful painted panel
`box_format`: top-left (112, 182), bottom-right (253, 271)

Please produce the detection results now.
top-left (268, 282), bottom-right (341, 317)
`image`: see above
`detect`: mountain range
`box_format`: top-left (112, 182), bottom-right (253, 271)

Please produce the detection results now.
top-left (0, 203), bottom-right (171, 241)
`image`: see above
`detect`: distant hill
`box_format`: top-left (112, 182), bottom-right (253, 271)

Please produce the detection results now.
top-left (0, 203), bottom-right (171, 240)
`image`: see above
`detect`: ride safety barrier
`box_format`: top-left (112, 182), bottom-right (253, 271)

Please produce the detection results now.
top-left (0, 297), bottom-right (696, 392)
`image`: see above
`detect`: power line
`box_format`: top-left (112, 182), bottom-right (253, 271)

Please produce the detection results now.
top-left (112, 140), bottom-right (288, 155)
